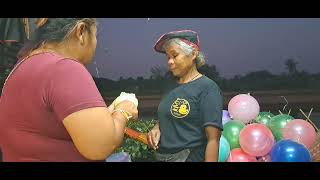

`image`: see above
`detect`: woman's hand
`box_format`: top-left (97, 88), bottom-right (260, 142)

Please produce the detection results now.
top-left (114, 100), bottom-right (138, 121)
top-left (107, 99), bottom-right (116, 113)
top-left (147, 124), bottom-right (161, 150)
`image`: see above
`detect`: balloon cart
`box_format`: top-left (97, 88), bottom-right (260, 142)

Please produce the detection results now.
top-left (116, 93), bottom-right (320, 162)
top-left (221, 93), bottom-right (320, 162)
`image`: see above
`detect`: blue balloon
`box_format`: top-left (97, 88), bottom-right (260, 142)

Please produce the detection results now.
top-left (270, 140), bottom-right (311, 162)
top-left (219, 135), bottom-right (231, 162)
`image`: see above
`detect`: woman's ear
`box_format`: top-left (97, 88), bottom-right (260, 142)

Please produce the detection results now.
top-left (192, 50), bottom-right (199, 61)
top-left (75, 22), bottom-right (87, 45)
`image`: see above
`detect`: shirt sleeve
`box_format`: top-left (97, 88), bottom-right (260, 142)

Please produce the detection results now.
top-left (45, 59), bottom-right (107, 121)
top-left (199, 84), bottom-right (223, 130)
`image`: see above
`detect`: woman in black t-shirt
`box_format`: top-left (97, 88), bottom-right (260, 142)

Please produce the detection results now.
top-left (147, 30), bottom-right (223, 162)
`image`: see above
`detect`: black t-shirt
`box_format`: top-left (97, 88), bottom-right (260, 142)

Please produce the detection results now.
top-left (157, 75), bottom-right (223, 161)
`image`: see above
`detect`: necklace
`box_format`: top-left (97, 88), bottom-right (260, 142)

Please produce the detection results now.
top-left (189, 73), bottom-right (201, 82)
top-left (181, 73), bottom-right (201, 84)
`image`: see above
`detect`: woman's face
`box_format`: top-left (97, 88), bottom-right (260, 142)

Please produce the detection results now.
top-left (71, 23), bottom-right (97, 65)
top-left (165, 44), bottom-right (196, 78)
top-left (81, 25), bottom-right (97, 65)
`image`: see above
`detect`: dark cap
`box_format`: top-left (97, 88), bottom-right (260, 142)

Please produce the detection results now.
top-left (154, 30), bottom-right (200, 53)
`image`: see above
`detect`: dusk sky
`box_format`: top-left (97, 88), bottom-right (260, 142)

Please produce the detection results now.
top-left (86, 18), bottom-right (320, 80)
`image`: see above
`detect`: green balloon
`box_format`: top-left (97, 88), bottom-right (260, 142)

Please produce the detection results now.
top-left (268, 114), bottom-right (294, 141)
top-left (254, 112), bottom-right (275, 125)
top-left (222, 120), bottom-right (245, 150)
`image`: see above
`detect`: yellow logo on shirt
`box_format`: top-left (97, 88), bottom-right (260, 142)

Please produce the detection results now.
top-left (170, 98), bottom-right (190, 118)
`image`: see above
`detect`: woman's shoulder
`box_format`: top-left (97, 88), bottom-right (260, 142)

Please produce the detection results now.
top-left (48, 52), bottom-right (84, 66)
top-left (25, 52), bottom-right (83, 67)
top-left (29, 52), bottom-right (91, 78)
top-left (42, 52), bottom-right (87, 72)
top-left (197, 75), bottom-right (221, 90)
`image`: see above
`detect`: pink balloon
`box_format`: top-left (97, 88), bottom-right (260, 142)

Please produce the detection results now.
top-left (239, 123), bottom-right (275, 157)
top-left (228, 94), bottom-right (260, 124)
top-left (227, 148), bottom-right (258, 162)
top-left (282, 119), bottom-right (317, 149)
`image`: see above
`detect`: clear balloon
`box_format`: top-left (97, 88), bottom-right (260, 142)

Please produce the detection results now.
top-left (222, 110), bottom-right (231, 125)
top-left (228, 94), bottom-right (260, 124)
top-left (222, 120), bottom-right (246, 149)
top-left (282, 119), bottom-right (317, 149)
top-left (219, 135), bottom-right (231, 162)
top-left (270, 140), bottom-right (312, 162)
top-left (240, 123), bottom-right (275, 157)
top-left (106, 152), bottom-right (132, 162)
top-left (227, 148), bottom-right (258, 162)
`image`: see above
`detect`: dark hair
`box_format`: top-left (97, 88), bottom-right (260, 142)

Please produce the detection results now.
top-left (17, 18), bottom-right (97, 59)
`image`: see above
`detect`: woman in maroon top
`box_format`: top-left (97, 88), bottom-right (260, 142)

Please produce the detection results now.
top-left (0, 18), bottom-right (138, 162)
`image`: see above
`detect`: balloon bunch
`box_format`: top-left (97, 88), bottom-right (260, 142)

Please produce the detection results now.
top-left (218, 94), bottom-right (317, 162)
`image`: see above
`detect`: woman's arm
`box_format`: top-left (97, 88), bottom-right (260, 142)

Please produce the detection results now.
top-left (63, 100), bottom-right (137, 161)
top-left (199, 83), bottom-right (223, 162)
top-left (204, 126), bottom-right (221, 162)
top-left (47, 60), bottom-right (138, 161)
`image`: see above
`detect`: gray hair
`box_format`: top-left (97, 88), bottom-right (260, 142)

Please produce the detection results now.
top-left (163, 38), bottom-right (206, 69)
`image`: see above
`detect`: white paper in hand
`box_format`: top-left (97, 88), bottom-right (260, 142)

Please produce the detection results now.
top-left (114, 92), bottom-right (139, 107)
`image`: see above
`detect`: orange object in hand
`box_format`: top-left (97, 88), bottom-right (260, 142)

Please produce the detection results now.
top-left (124, 127), bottom-right (148, 145)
